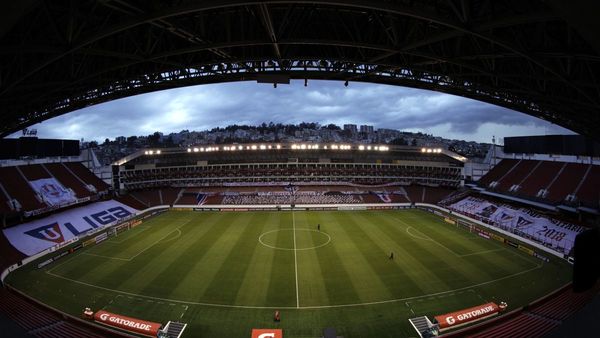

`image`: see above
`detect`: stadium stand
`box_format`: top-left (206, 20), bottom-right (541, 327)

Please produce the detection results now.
top-left (160, 188), bottom-right (182, 205)
top-left (573, 165), bottom-right (600, 208)
top-left (44, 163), bottom-right (93, 198)
top-left (478, 159), bottom-right (600, 208)
top-left (63, 162), bottom-right (110, 193)
top-left (0, 184), bottom-right (14, 213)
top-left (478, 159), bottom-right (518, 187)
top-left (0, 162), bottom-right (114, 223)
top-left (518, 161), bottom-right (563, 198)
top-left (494, 160), bottom-right (539, 192)
top-left (0, 288), bottom-right (119, 338)
top-left (114, 194), bottom-right (146, 210)
top-left (447, 196), bottom-right (585, 254)
top-left (0, 166), bottom-right (46, 212)
top-left (545, 163), bottom-right (588, 203)
top-left (19, 164), bottom-right (52, 181)
top-left (129, 189), bottom-right (161, 207)
top-left (460, 284), bottom-right (600, 338)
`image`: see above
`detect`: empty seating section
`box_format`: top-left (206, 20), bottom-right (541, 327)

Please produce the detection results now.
top-left (64, 162), bottom-right (109, 192)
top-left (528, 286), bottom-right (597, 321)
top-left (466, 284), bottom-right (599, 338)
top-left (0, 163), bottom-right (110, 216)
top-left (545, 163), bottom-right (587, 203)
top-left (130, 190), bottom-right (161, 207)
top-left (115, 195), bottom-right (146, 210)
top-left (44, 163), bottom-right (92, 198)
top-left (19, 164), bottom-right (51, 180)
top-left (518, 161), bottom-right (563, 197)
top-left (0, 167), bottom-right (46, 211)
top-left (0, 184), bottom-right (12, 212)
top-left (495, 160), bottom-right (538, 192)
top-left (161, 188), bottom-right (182, 205)
top-left (0, 289), bottom-right (107, 338)
top-left (405, 185), bottom-right (424, 202)
top-left (423, 187), bottom-right (454, 203)
top-left (480, 160), bottom-right (600, 207)
top-left (467, 313), bottom-right (558, 338)
top-left (120, 164), bottom-right (462, 190)
top-left (129, 185), bottom-right (450, 205)
top-left (0, 234), bottom-right (25, 270)
top-left (0, 289), bottom-right (60, 331)
top-left (478, 159), bottom-right (518, 186)
top-left (576, 165), bottom-right (600, 207)
top-left (178, 191), bottom-right (200, 204)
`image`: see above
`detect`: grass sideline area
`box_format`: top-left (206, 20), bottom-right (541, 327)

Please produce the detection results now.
top-left (6, 209), bottom-right (571, 337)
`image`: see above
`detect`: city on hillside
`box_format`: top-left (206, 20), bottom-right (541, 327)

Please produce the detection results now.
top-left (87, 122), bottom-right (490, 165)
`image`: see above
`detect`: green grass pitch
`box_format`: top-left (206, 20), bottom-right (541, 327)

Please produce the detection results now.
top-left (7, 209), bottom-right (572, 337)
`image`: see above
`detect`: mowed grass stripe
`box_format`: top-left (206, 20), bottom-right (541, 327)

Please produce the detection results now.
top-left (264, 212), bottom-right (296, 306)
top-left (126, 212), bottom-right (226, 297)
top-left (371, 211), bottom-right (474, 292)
top-left (354, 212), bottom-right (450, 295)
top-left (234, 212), bottom-right (282, 306)
top-left (377, 212), bottom-right (498, 288)
top-left (294, 212), bottom-right (330, 306)
top-left (171, 212), bottom-right (260, 303)
top-left (301, 212), bottom-right (362, 305)
top-left (201, 212), bottom-right (283, 305)
top-left (88, 212), bottom-right (191, 258)
top-left (316, 212), bottom-right (393, 303)
top-left (49, 213), bottom-right (192, 284)
top-left (417, 219), bottom-right (489, 256)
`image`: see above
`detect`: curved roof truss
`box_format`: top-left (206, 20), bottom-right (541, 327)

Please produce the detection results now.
top-left (0, 0), bottom-right (598, 138)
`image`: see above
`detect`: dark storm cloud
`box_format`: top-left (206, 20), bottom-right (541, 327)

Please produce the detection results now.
top-left (17, 80), bottom-right (573, 143)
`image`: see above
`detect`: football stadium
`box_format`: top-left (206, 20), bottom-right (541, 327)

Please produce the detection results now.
top-left (0, 2), bottom-right (600, 338)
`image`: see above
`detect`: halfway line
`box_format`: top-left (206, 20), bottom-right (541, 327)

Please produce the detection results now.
top-left (292, 210), bottom-right (300, 308)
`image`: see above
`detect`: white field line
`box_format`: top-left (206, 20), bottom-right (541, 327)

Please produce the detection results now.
top-left (292, 211), bottom-right (300, 308)
top-left (404, 224), bottom-right (462, 257)
top-left (458, 248), bottom-right (505, 257)
top-left (126, 220), bottom-right (191, 261)
top-left (82, 252), bottom-right (130, 261)
top-left (109, 226), bottom-right (150, 244)
top-left (396, 215), bottom-right (513, 258)
top-left (44, 259), bottom-right (543, 311)
top-left (82, 219), bottom-right (190, 262)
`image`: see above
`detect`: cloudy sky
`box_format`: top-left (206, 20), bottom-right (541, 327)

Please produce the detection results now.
top-left (12, 80), bottom-right (574, 144)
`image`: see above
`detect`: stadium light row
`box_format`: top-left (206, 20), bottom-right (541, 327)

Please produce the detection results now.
top-left (143, 143), bottom-right (391, 156)
top-left (421, 148), bottom-right (443, 153)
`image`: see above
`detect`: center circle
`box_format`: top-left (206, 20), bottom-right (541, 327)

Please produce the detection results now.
top-left (259, 228), bottom-right (331, 250)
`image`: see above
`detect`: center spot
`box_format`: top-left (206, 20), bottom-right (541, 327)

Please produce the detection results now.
top-left (259, 228), bottom-right (331, 251)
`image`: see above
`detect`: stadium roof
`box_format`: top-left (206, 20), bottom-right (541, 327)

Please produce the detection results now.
top-left (0, 1), bottom-right (599, 138)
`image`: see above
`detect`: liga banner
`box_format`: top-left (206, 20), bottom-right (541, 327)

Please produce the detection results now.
top-left (2, 200), bottom-right (138, 256)
top-left (435, 302), bottom-right (500, 330)
top-left (29, 178), bottom-right (76, 206)
top-left (94, 310), bottom-right (162, 337)
top-left (450, 197), bottom-right (580, 251)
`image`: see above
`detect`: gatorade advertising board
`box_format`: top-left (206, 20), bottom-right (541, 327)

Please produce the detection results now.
top-left (434, 302), bottom-right (500, 330)
top-left (94, 310), bottom-right (162, 337)
top-left (251, 329), bottom-right (283, 338)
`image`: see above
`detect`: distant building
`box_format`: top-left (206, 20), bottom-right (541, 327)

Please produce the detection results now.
top-left (360, 125), bottom-right (374, 134)
top-left (343, 124), bottom-right (358, 133)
